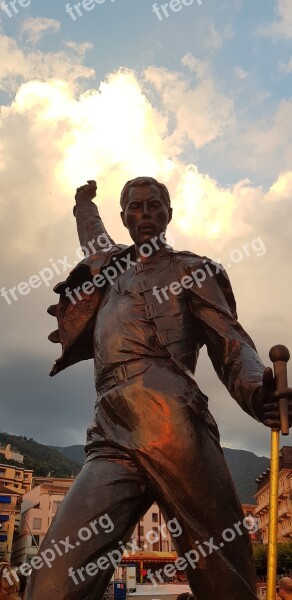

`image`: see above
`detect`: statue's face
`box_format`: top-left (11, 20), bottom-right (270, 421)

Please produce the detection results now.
top-left (121, 184), bottom-right (172, 246)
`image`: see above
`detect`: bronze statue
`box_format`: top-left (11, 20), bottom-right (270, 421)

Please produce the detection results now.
top-left (25, 177), bottom-right (292, 600)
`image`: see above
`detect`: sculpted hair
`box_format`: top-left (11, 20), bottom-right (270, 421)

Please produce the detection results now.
top-left (120, 176), bottom-right (171, 210)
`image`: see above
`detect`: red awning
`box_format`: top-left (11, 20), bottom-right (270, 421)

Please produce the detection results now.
top-left (121, 551), bottom-right (177, 563)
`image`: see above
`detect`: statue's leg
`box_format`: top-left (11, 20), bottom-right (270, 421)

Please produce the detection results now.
top-left (135, 398), bottom-right (258, 600)
top-left (99, 364), bottom-right (258, 600)
top-left (24, 455), bottom-right (152, 600)
top-left (146, 436), bottom-right (258, 600)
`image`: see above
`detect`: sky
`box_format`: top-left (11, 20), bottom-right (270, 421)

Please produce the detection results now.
top-left (0, 0), bottom-right (291, 457)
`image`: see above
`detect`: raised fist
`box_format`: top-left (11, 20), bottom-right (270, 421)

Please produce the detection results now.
top-left (75, 180), bottom-right (97, 202)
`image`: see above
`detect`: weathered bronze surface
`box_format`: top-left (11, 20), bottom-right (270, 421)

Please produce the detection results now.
top-left (25, 177), bottom-right (292, 600)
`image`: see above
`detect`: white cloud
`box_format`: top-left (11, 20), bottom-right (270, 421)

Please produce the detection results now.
top-left (63, 41), bottom-right (93, 56)
top-left (203, 24), bottom-right (223, 50)
top-left (202, 22), bottom-right (234, 51)
top-left (257, 0), bottom-right (292, 39)
top-left (145, 55), bottom-right (235, 150)
top-left (21, 17), bottom-right (60, 44)
top-left (234, 100), bottom-right (292, 174)
top-left (266, 170), bottom-right (292, 201)
top-left (233, 66), bottom-right (249, 80)
top-left (0, 34), bottom-right (94, 93)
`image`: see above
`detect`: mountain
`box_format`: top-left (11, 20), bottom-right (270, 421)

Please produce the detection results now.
top-left (57, 444), bottom-right (270, 504)
top-left (0, 432), bottom-right (81, 478)
top-left (55, 445), bottom-right (86, 465)
top-left (222, 448), bottom-right (269, 503)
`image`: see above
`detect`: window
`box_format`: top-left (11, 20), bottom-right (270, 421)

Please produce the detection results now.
top-left (152, 513), bottom-right (158, 522)
top-left (52, 501), bottom-right (62, 513)
top-left (0, 469), bottom-right (6, 476)
top-left (31, 535), bottom-right (40, 547)
top-left (0, 496), bottom-right (11, 504)
top-left (138, 525), bottom-right (144, 536)
top-left (33, 518), bottom-right (42, 530)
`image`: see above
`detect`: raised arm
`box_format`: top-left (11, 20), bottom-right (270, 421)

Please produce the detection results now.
top-left (73, 180), bottom-right (115, 255)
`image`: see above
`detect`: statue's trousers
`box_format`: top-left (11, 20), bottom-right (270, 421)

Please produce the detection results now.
top-left (25, 361), bottom-right (257, 600)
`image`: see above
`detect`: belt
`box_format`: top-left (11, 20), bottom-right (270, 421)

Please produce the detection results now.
top-left (97, 358), bottom-right (171, 389)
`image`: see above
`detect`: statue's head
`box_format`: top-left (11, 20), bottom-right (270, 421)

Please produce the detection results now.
top-left (120, 176), bottom-right (172, 246)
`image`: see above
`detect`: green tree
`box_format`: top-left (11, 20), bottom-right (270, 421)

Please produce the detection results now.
top-left (253, 544), bottom-right (267, 575)
top-left (253, 542), bottom-right (292, 576)
top-left (277, 542), bottom-right (292, 574)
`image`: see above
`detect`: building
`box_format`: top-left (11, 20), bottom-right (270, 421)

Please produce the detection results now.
top-left (12, 477), bottom-right (74, 565)
top-left (241, 503), bottom-right (262, 544)
top-left (12, 482), bottom-right (264, 566)
top-left (131, 502), bottom-right (175, 553)
top-left (0, 484), bottom-right (19, 562)
top-left (0, 463), bottom-right (33, 562)
top-left (0, 444), bottom-right (24, 464)
top-left (0, 463), bottom-right (33, 495)
top-left (255, 446), bottom-right (292, 544)
top-left (132, 502), bottom-right (262, 551)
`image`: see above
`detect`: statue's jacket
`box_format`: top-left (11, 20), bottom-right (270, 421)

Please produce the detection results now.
top-left (48, 199), bottom-right (265, 422)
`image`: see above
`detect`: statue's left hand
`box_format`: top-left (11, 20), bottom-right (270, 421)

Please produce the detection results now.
top-left (254, 367), bottom-right (292, 429)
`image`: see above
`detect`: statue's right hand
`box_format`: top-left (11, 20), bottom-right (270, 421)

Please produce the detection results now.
top-left (75, 180), bottom-right (97, 202)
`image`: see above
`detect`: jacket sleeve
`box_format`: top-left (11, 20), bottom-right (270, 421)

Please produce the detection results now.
top-left (182, 259), bottom-right (265, 420)
top-left (73, 199), bottom-right (115, 254)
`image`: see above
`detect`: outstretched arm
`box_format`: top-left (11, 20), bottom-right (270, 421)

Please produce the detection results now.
top-left (73, 180), bottom-right (115, 256)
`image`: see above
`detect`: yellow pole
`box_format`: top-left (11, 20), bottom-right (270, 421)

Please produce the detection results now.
top-left (266, 428), bottom-right (279, 600)
top-left (266, 345), bottom-right (290, 600)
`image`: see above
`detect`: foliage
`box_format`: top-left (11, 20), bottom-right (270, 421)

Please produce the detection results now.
top-left (223, 448), bottom-right (269, 503)
top-left (253, 544), bottom-right (267, 574)
top-left (253, 543), bottom-right (292, 575)
top-left (0, 432), bottom-right (81, 478)
top-left (277, 541), bottom-right (292, 574)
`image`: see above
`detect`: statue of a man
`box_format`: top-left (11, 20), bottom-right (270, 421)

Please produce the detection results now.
top-left (25, 177), bottom-right (292, 600)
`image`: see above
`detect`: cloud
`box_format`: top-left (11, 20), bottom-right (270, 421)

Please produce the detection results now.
top-left (0, 34), bottom-right (94, 93)
top-left (21, 17), bottom-right (60, 44)
top-left (145, 55), bottom-right (235, 150)
top-left (203, 24), bottom-right (223, 50)
top-left (63, 41), bottom-right (93, 56)
top-left (279, 57), bottom-right (292, 73)
top-left (202, 22), bottom-right (234, 51)
top-left (257, 0), bottom-right (292, 39)
top-left (234, 100), bottom-right (292, 174)
top-left (233, 66), bottom-right (249, 80)
top-left (0, 37), bottom-right (291, 453)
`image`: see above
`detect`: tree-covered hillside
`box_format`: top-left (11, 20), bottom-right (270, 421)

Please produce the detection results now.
top-left (0, 432), bottom-right (81, 478)
top-left (223, 448), bottom-right (269, 503)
